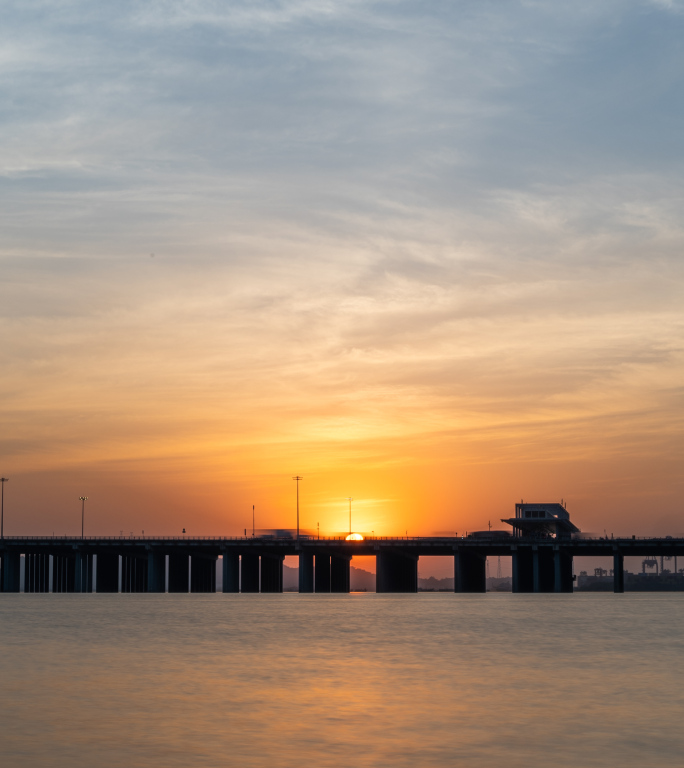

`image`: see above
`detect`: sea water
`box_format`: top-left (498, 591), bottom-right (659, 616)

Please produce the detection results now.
top-left (0, 593), bottom-right (683, 767)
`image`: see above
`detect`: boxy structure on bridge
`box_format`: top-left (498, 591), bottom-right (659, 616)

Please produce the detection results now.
top-left (498, 503), bottom-right (580, 593)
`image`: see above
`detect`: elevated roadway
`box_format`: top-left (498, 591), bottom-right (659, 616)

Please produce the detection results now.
top-left (2, 535), bottom-right (682, 594)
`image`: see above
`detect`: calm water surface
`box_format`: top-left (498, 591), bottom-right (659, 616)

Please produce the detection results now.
top-left (0, 593), bottom-right (683, 767)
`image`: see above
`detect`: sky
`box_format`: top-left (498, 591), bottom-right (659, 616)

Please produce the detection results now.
top-left (1, 0), bottom-right (683, 544)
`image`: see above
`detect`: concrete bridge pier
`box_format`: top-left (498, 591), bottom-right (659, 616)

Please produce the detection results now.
top-left (26, 553), bottom-right (50, 593)
top-left (613, 552), bottom-right (624, 593)
top-left (376, 550), bottom-right (418, 593)
top-left (298, 552), bottom-right (314, 593)
top-left (261, 554), bottom-right (284, 593)
top-left (315, 554), bottom-right (331, 592)
top-left (512, 549), bottom-right (534, 593)
top-left (554, 549), bottom-right (574, 593)
top-left (147, 550), bottom-right (165, 593)
top-left (331, 554), bottom-right (351, 593)
top-left (191, 556), bottom-right (217, 593)
top-left (2, 551), bottom-right (21, 592)
top-left (168, 553), bottom-right (189, 593)
top-left (241, 553), bottom-right (260, 593)
top-left (454, 551), bottom-right (486, 593)
top-left (25, 554), bottom-right (34, 592)
top-left (53, 555), bottom-right (76, 593)
top-left (74, 552), bottom-right (93, 593)
top-left (32, 553), bottom-right (50, 593)
top-left (121, 555), bottom-right (132, 592)
top-left (122, 555), bottom-right (148, 592)
top-left (222, 552), bottom-right (240, 593)
top-left (97, 553), bottom-right (120, 593)
top-left (533, 548), bottom-right (555, 593)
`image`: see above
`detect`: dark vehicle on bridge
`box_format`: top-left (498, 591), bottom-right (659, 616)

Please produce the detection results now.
top-left (467, 530), bottom-right (511, 539)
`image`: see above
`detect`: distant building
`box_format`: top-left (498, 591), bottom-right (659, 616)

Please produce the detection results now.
top-left (576, 569), bottom-right (684, 592)
top-left (501, 502), bottom-right (580, 538)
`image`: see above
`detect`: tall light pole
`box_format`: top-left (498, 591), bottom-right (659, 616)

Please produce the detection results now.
top-left (292, 476), bottom-right (302, 540)
top-left (346, 497), bottom-right (353, 535)
top-left (79, 496), bottom-right (88, 539)
top-left (0, 477), bottom-right (8, 539)
top-left (252, 504), bottom-right (255, 537)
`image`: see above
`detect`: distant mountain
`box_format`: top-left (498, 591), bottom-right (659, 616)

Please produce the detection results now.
top-left (283, 564), bottom-right (376, 591)
top-left (350, 566), bottom-right (374, 592)
top-left (222, 563), bottom-right (511, 593)
top-left (487, 577), bottom-right (512, 592)
top-left (418, 576), bottom-right (512, 591)
top-left (418, 576), bottom-right (454, 591)
top-left (283, 564), bottom-right (298, 591)
top-left (286, 566), bottom-right (457, 592)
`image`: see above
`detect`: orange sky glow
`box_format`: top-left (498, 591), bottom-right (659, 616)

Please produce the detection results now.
top-left (1, 2), bottom-right (683, 548)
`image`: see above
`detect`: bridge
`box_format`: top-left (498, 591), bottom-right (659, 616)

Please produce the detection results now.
top-left (2, 534), bottom-right (683, 594)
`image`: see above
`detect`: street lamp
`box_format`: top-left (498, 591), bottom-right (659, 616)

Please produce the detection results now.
top-left (0, 477), bottom-right (8, 539)
top-left (79, 496), bottom-right (88, 539)
top-left (346, 497), bottom-right (353, 536)
top-left (292, 476), bottom-right (303, 540)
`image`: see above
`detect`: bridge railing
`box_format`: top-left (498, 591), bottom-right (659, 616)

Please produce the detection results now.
top-left (1, 534), bottom-right (682, 543)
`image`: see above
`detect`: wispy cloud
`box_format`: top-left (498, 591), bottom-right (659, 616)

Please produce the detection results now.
top-left (1, 0), bottom-right (683, 534)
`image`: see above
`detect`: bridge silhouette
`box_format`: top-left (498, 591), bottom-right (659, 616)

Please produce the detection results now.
top-left (2, 534), bottom-right (682, 594)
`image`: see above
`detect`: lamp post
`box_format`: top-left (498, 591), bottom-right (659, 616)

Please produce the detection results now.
top-left (79, 496), bottom-right (88, 539)
top-left (0, 477), bottom-right (8, 539)
top-left (346, 497), bottom-right (353, 536)
top-left (292, 476), bottom-right (303, 540)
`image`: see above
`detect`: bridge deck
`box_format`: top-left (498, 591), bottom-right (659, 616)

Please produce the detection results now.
top-left (2, 535), bottom-right (683, 557)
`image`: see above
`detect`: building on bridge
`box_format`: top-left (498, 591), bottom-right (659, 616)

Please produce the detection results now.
top-left (501, 502), bottom-right (580, 538)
